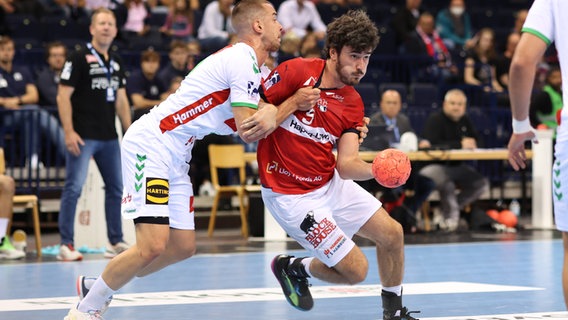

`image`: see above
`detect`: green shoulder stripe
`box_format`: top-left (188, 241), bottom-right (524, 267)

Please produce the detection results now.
top-left (232, 102), bottom-right (259, 110)
top-left (522, 27), bottom-right (552, 46)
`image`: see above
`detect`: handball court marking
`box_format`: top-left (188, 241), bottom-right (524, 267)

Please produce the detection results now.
top-left (0, 281), bottom-right (540, 311)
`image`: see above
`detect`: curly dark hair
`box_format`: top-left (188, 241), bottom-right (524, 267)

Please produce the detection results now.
top-left (323, 10), bottom-right (379, 59)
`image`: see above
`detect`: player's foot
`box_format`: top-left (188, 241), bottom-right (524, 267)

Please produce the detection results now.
top-left (76, 276), bottom-right (112, 315)
top-left (383, 307), bottom-right (420, 320)
top-left (0, 236), bottom-right (25, 260)
top-left (64, 304), bottom-right (104, 319)
top-left (57, 244), bottom-right (83, 261)
top-left (104, 241), bottom-right (129, 258)
top-left (271, 254), bottom-right (313, 311)
top-left (382, 290), bottom-right (420, 320)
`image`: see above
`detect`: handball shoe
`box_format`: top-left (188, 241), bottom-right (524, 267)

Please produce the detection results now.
top-left (77, 276), bottom-right (113, 315)
top-left (64, 304), bottom-right (104, 320)
top-left (271, 254), bottom-right (313, 311)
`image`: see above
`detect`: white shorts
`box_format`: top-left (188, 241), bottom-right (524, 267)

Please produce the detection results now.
top-left (262, 171), bottom-right (382, 267)
top-left (554, 137), bottom-right (568, 231)
top-left (120, 122), bottom-right (195, 230)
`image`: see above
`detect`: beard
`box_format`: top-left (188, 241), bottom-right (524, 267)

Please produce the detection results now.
top-left (336, 61), bottom-right (364, 86)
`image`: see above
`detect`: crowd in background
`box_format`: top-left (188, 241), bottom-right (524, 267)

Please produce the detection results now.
top-left (0, 0), bottom-right (558, 235)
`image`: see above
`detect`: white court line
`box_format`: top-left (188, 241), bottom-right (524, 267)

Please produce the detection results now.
top-left (422, 311), bottom-right (568, 319)
top-left (0, 281), bottom-right (541, 311)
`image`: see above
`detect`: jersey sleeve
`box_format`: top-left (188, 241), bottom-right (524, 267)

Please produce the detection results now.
top-left (59, 51), bottom-right (84, 88)
top-left (227, 48), bottom-right (262, 109)
top-left (523, 0), bottom-right (554, 45)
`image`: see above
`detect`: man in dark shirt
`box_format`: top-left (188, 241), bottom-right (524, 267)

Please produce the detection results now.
top-left (57, 8), bottom-right (131, 261)
top-left (418, 88), bottom-right (489, 232)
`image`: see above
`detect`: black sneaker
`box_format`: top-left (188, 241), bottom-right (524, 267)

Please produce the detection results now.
top-left (384, 307), bottom-right (420, 320)
top-left (271, 254), bottom-right (314, 311)
top-left (382, 289), bottom-right (420, 320)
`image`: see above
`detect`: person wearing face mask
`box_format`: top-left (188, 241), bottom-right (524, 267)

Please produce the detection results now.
top-left (435, 0), bottom-right (474, 52)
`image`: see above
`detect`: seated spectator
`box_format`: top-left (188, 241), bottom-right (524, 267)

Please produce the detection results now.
top-left (0, 173), bottom-right (25, 259)
top-left (115, 0), bottom-right (162, 49)
top-left (36, 41), bottom-right (66, 107)
top-left (127, 49), bottom-right (168, 121)
top-left (362, 90), bottom-right (435, 232)
top-left (299, 31), bottom-right (321, 58)
top-left (11, 0), bottom-right (45, 19)
top-left (495, 31), bottom-right (520, 90)
top-left (391, 0), bottom-right (423, 49)
top-left (403, 12), bottom-right (459, 84)
top-left (435, 0), bottom-right (474, 52)
top-left (34, 41), bottom-right (68, 161)
top-left (197, 0), bottom-right (234, 54)
top-left (277, 0), bottom-right (327, 41)
top-left (0, 36), bottom-right (65, 167)
top-left (157, 40), bottom-right (189, 88)
top-left (530, 67), bottom-right (562, 136)
top-left (186, 38), bottom-right (201, 71)
top-left (42, 0), bottom-right (89, 22)
top-left (163, 75), bottom-right (182, 97)
top-left (85, 0), bottom-right (118, 12)
top-left (159, 0), bottom-right (197, 44)
top-left (463, 28), bottom-right (504, 93)
top-left (419, 89), bottom-right (489, 232)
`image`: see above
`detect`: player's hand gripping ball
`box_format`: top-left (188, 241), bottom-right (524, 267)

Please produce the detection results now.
top-left (372, 148), bottom-right (412, 188)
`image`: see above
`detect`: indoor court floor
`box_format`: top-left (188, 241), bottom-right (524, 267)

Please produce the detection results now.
top-left (0, 228), bottom-right (567, 320)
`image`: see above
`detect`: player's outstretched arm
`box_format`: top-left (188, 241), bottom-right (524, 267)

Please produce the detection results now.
top-left (336, 132), bottom-right (374, 181)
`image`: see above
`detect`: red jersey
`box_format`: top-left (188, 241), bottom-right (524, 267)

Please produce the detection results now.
top-left (257, 58), bottom-right (364, 194)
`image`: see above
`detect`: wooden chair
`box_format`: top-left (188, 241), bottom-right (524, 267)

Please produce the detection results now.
top-left (0, 148), bottom-right (42, 256)
top-left (207, 144), bottom-right (260, 238)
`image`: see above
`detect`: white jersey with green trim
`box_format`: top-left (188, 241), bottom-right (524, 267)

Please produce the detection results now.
top-left (136, 42), bottom-right (263, 153)
top-left (523, 0), bottom-right (568, 132)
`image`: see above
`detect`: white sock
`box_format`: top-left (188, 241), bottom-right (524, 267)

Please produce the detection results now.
top-left (78, 277), bottom-right (115, 313)
top-left (301, 257), bottom-right (314, 277)
top-left (0, 217), bottom-right (8, 240)
top-left (383, 285), bottom-right (402, 296)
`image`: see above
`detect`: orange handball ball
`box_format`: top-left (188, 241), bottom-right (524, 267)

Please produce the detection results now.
top-left (372, 148), bottom-right (411, 188)
top-left (497, 209), bottom-right (518, 228)
top-left (486, 209), bottom-right (500, 221)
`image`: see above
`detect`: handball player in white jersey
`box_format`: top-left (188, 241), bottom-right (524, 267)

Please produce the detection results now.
top-left (259, 10), bottom-right (420, 320)
top-left (507, 0), bottom-right (568, 309)
top-left (63, 1), bottom-right (323, 319)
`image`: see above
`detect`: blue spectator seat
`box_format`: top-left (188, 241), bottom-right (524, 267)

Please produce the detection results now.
top-left (316, 3), bottom-right (348, 25)
top-left (362, 67), bottom-right (391, 86)
top-left (374, 25), bottom-right (397, 55)
top-left (354, 82), bottom-right (380, 116)
top-left (147, 11), bottom-right (168, 27)
top-left (6, 15), bottom-right (44, 42)
top-left (405, 105), bottom-right (432, 136)
top-left (43, 17), bottom-right (90, 43)
top-left (409, 83), bottom-right (439, 108)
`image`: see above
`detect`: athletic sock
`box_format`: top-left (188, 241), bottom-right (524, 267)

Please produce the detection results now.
top-left (78, 277), bottom-right (115, 313)
top-left (382, 285), bottom-right (402, 296)
top-left (0, 217), bottom-right (8, 240)
top-left (288, 257), bottom-right (312, 278)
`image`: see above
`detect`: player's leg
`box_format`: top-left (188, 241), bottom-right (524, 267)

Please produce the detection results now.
top-left (136, 169), bottom-right (197, 277)
top-left (553, 155), bottom-right (568, 309)
top-left (358, 207), bottom-right (404, 288)
top-left (563, 232), bottom-right (568, 309)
